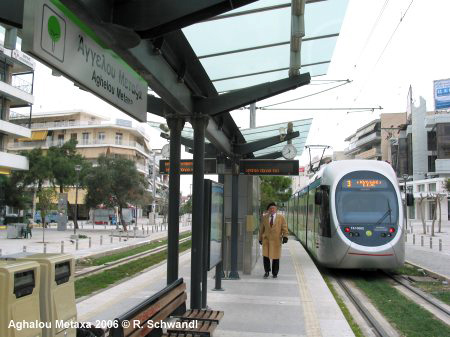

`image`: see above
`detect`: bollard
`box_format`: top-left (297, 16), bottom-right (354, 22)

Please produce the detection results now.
top-left (104, 225), bottom-right (106, 230)
top-left (76, 239), bottom-right (79, 250)
top-left (23, 246), bottom-right (26, 252)
top-left (413, 234), bottom-right (416, 245)
top-left (110, 232), bottom-right (113, 243)
top-left (152, 226), bottom-right (154, 233)
top-left (100, 235), bottom-right (103, 245)
top-left (146, 227), bottom-right (149, 235)
top-left (61, 241), bottom-right (64, 253)
top-left (134, 229), bottom-right (136, 238)
top-left (119, 232), bottom-right (122, 242)
top-left (0, 249), bottom-right (2, 256)
top-left (439, 239), bottom-right (442, 252)
top-left (93, 223), bottom-right (95, 229)
top-left (421, 236), bottom-right (424, 247)
top-left (430, 237), bottom-right (432, 249)
top-left (82, 224), bottom-right (84, 229)
top-left (405, 233), bottom-right (407, 242)
top-left (43, 243), bottom-right (47, 254)
top-left (426, 225), bottom-right (429, 233)
top-left (126, 232), bottom-right (129, 240)
top-left (89, 237), bottom-right (92, 248)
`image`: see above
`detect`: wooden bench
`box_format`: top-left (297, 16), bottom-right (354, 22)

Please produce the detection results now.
top-left (109, 278), bottom-right (223, 337)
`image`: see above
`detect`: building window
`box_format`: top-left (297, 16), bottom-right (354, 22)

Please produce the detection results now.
top-left (428, 183), bottom-right (436, 192)
top-left (0, 60), bottom-right (6, 82)
top-left (82, 132), bottom-right (90, 145)
top-left (70, 133), bottom-right (77, 140)
top-left (427, 131), bottom-right (437, 151)
top-left (57, 134), bottom-right (64, 145)
top-left (428, 156), bottom-right (437, 172)
top-left (417, 184), bottom-right (425, 192)
top-left (98, 132), bottom-right (105, 143)
top-left (428, 201), bottom-right (436, 221)
top-left (408, 203), bottom-right (415, 220)
top-left (115, 133), bottom-right (123, 145)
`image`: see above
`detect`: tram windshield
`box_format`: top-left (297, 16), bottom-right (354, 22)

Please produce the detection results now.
top-left (335, 171), bottom-right (399, 225)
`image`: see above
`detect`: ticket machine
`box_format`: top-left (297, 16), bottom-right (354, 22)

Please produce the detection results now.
top-left (0, 260), bottom-right (42, 337)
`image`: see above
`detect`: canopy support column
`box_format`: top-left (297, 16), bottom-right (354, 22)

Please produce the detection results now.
top-left (229, 159), bottom-right (240, 279)
top-left (166, 116), bottom-right (185, 285)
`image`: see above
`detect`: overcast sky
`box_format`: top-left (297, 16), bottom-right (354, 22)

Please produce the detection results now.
top-left (20, 0), bottom-right (450, 195)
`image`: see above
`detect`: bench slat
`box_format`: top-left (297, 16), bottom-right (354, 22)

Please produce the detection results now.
top-left (175, 310), bottom-right (224, 323)
top-left (123, 283), bottom-right (186, 336)
top-left (166, 321), bottom-right (217, 337)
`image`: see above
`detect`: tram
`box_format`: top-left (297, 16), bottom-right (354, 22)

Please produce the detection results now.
top-left (287, 160), bottom-right (407, 269)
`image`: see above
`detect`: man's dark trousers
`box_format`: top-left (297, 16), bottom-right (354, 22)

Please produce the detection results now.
top-left (263, 256), bottom-right (279, 276)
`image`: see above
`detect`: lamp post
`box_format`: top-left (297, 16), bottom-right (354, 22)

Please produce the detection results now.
top-left (74, 165), bottom-right (81, 236)
top-left (151, 150), bottom-right (161, 225)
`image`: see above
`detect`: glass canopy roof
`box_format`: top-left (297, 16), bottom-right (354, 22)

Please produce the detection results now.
top-left (148, 118), bottom-right (312, 158)
top-left (183, 0), bottom-right (348, 92)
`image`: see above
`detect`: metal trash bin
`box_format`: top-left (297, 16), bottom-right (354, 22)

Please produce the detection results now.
top-left (7, 223), bottom-right (27, 239)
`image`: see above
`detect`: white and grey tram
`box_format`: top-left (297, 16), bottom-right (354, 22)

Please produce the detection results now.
top-left (287, 160), bottom-right (407, 269)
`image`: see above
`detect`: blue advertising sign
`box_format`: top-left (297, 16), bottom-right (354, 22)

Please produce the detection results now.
top-left (434, 79), bottom-right (450, 110)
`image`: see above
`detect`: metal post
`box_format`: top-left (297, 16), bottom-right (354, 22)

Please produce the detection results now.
top-left (439, 239), bottom-right (442, 251)
top-left (403, 176), bottom-right (408, 230)
top-left (89, 237), bottom-right (92, 248)
top-left (229, 160), bottom-right (240, 279)
top-left (74, 165), bottom-right (81, 235)
top-left (23, 246), bottom-right (26, 252)
top-left (100, 235), bottom-right (103, 245)
top-left (421, 236), bottom-right (424, 246)
top-left (76, 239), bottom-right (79, 250)
top-left (43, 243), bottom-right (47, 254)
top-left (119, 232), bottom-right (122, 242)
top-left (190, 114), bottom-right (208, 309)
top-left (430, 237), bottom-right (432, 249)
top-left (249, 102), bottom-right (256, 128)
top-left (0, 249), bottom-right (2, 256)
top-left (152, 150), bottom-right (157, 226)
top-left (413, 234), bottom-right (415, 244)
top-left (110, 232), bottom-right (113, 243)
top-left (61, 241), bottom-right (64, 253)
top-left (134, 229), bottom-right (136, 238)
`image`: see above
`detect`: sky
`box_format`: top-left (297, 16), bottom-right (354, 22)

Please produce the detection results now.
top-left (10, 0), bottom-right (450, 195)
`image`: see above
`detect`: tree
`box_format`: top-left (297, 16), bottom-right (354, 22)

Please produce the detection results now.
top-left (180, 197), bottom-right (192, 216)
top-left (417, 193), bottom-right (427, 234)
top-left (37, 188), bottom-right (56, 243)
top-left (260, 176), bottom-right (292, 211)
top-left (85, 155), bottom-right (149, 230)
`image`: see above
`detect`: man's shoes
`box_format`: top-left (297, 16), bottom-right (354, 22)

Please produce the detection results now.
top-left (272, 275), bottom-right (277, 278)
top-left (263, 272), bottom-right (269, 278)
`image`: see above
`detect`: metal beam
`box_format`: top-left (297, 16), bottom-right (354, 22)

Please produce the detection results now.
top-left (113, 0), bottom-right (259, 38)
top-left (255, 151), bottom-right (283, 159)
top-left (0, 0), bottom-right (23, 28)
top-left (195, 73), bottom-right (311, 116)
top-left (234, 131), bottom-right (299, 155)
top-left (147, 95), bottom-right (165, 117)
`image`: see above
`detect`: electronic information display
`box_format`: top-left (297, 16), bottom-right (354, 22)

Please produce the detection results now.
top-left (342, 179), bottom-right (388, 189)
top-left (159, 159), bottom-right (217, 174)
top-left (239, 159), bottom-right (299, 176)
top-left (204, 180), bottom-right (224, 270)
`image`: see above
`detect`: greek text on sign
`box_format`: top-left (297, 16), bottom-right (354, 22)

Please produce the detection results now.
top-left (22, 0), bottom-right (147, 121)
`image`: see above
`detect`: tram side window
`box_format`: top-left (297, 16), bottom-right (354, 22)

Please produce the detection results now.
top-left (14, 270), bottom-right (35, 298)
top-left (318, 186), bottom-right (331, 237)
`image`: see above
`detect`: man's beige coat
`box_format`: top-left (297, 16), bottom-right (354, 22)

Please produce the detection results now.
top-left (259, 213), bottom-right (288, 259)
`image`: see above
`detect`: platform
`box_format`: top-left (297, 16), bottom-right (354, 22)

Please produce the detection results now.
top-left (77, 238), bottom-right (354, 337)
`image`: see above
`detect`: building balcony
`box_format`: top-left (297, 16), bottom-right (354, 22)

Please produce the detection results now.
top-left (344, 132), bottom-right (381, 155)
top-left (0, 119), bottom-right (31, 139)
top-left (1, 45), bottom-right (36, 73)
top-left (0, 79), bottom-right (34, 107)
top-left (0, 151), bottom-right (29, 171)
top-left (435, 159), bottom-right (450, 174)
top-left (9, 138), bottom-right (149, 157)
top-left (354, 148), bottom-right (381, 159)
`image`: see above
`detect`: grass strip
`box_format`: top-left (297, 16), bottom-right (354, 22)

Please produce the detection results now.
top-left (75, 240), bottom-right (191, 298)
top-left (323, 276), bottom-right (364, 337)
top-left (354, 275), bottom-right (450, 337)
top-left (80, 232), bottom-right (191, 266)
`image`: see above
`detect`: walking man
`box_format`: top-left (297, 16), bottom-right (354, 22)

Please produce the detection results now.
top-left (259, 202), bottom-right (288, 278)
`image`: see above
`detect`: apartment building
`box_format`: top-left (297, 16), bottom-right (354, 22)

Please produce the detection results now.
top-left (8, 110), bottom-right (159, 218)
top-left (0, 26), bottom-right (34, 175)
top-left (344, 113), bottom-right (406, 161)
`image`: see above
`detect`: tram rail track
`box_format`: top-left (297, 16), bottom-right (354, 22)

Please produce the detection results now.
top-left (331, 273), bottom-right (393, 337)
top-left (75, 236), bottom-right (191, 279)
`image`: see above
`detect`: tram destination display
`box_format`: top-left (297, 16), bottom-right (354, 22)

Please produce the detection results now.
top-left (239, 159), bottom-right (299, 176)
top-left (342, 179), bottom-right (388, 189)
top-left (159, 159), bottom-right (217, 174)
top-left (204, 180), bottom-right (224, 270)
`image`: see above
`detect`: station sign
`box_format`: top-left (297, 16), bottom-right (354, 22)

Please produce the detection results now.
top-left (22, 0), bottom-right (147, 121)
top-left (239, 159), bottom-right (299, 176)
top-left (159, 159), bottom-right (217, 174)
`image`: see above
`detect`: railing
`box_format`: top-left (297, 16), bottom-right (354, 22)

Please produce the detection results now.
top-left (10, 139), bottom-right (149, 154)
top-left (11, 75), bottom-right (33, 94)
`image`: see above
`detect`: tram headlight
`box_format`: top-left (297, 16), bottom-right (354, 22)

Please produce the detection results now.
top-left (389, 227), bottom-right (396, 233)
top-left (344, 227), bottom-right (350, 233)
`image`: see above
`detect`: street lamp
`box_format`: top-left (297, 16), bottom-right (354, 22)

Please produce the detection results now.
top-left (74, 165), bottom-right (81, 236)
